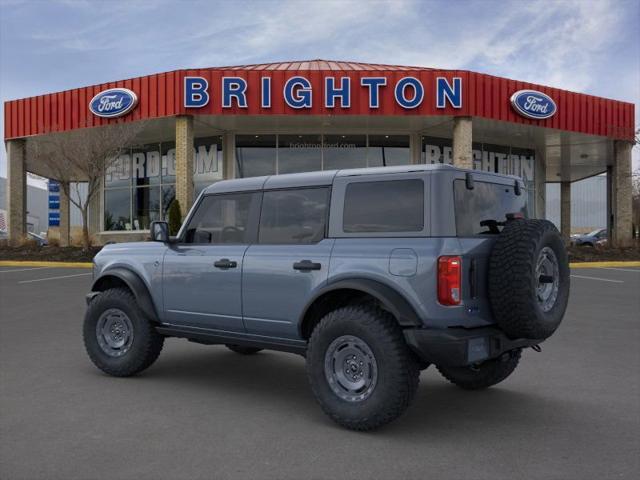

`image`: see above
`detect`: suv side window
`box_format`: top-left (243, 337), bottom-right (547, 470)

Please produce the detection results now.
top-left (259, 188), bottom-right (329, 244)
top-left (183, 192), bottom-right (258, 244)
top-left (343, 179), bottom-right (424, 233)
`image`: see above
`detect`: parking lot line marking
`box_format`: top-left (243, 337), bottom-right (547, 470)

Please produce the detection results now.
top-left (0, 266), bottom-right (53, 273)
top-left (570, 274), bottom-right (624, 283)
top-left (18, 272), bottom-right (92, 284)
top-left (599, 267), bottom-right (640, 273)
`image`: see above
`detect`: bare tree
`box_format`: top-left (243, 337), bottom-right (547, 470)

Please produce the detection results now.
top-left (27, 122), bottom-right (143, 249)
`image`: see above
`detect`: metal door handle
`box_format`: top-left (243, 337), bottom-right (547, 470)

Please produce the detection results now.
top-left (293, 260), bottom-right (321, 271)
top-left (214, 258), bottom-right (237, 269)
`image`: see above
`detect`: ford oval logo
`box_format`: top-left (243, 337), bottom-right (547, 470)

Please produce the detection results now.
top-left (89, 88), bottom-right (138, 118)
top-left (510, 89), bottom-right (556, 120)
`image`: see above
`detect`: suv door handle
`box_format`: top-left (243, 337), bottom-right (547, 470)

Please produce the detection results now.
top-left (293, 260), bottom-right (321, 271)
top-left (214, 258), bottom-right (237, 269)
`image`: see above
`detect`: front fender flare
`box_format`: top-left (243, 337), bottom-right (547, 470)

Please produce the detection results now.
top-left (91, 267), bottom-right (158, 321)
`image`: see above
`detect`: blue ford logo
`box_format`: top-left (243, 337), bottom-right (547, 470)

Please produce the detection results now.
top-left (510, 90), bottom-right (556, 120)
top-left (89, 88), bottom-right (138, 118)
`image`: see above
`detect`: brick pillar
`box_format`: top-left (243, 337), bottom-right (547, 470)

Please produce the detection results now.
top-left (175, 115), bottom-right (194, 219)
top-left (452, 117), bottom-right (473, 169)
top-left (560, 181), bottom-right (571, 244)
top-left (59, 181), bottom-right (70, 247)
top-left (610, 141), bottom-right (633, 247)
top-left (6, 139), bottom-right (27, 245)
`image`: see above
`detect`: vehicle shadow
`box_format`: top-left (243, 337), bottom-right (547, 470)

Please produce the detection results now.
top-left (140, 344), bottom-right (584, 437)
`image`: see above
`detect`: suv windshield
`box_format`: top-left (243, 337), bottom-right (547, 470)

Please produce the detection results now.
top-left (454, 179), bottom-right (528, 236)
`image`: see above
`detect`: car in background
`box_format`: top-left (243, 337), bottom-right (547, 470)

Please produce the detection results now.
top-left (571, 229), bottom-right (607, 247)
top-left (27, 231), bottom-right (48, 246)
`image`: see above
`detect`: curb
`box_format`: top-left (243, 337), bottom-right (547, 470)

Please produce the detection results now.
top-left (569, 261), bottom-right (640, 268)
top-left (0, 260), bottom-right (93, 268)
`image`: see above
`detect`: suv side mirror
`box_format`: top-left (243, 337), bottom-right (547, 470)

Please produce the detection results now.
top-left (150, 221), bottom-right (170, 243)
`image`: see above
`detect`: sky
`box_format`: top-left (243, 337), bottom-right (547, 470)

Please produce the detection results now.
top-left (1, 0), bottom-right (639, 182)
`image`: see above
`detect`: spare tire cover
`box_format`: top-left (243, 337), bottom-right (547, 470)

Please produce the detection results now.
top-left (488, 219), bottom-right (570, 340)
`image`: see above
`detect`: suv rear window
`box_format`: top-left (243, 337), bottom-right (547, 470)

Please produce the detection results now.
top-left (454, 180), bottom-right (528, 236)
top-left (343, 179), bottom-right (424, 233)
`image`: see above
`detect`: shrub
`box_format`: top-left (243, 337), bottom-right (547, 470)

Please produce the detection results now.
top-left (168, 199), bottom-right (182, 236)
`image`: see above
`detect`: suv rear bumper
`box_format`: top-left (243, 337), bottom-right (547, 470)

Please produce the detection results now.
top-left (403, 326), bottom-right (540, 367)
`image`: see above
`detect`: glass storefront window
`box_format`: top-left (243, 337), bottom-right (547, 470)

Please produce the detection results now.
top-left (278, 134), bottom-right (322, 174)
top-left (161, 141), bottom-right (177, 184)
top-left (132, 186), bottom-right (160, 230)
top-left (194, 136), bottom-right (223, 197)
top-left (132, 143), bottom-right (162, 187)
top-left (104, 188), bottom-right (131, 231)
top-left (323, 134), bottom-right (367, 170)
top-left (236, 134), bottom-right (277, 178)
top-left (105, 153), bottom-right (131, 188)
top-left (368, 135), bottom-right (410, 166)
top-left (161, 185), bottom-right (176, 219)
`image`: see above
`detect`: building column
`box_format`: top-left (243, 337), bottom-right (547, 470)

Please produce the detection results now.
top-left (6, 139), bottom-right (27, 245)
top-left (610, 141), bottom-right (633, 247)
top-left (410, 133), bottom-right (422, 164)
top-left (222, 133), bottom-right (236, 180)
top-left (560, 181), bottom-right (571, 244)
top-left (59, 181), bottom-right (70, 247)
top-left (175, 115), bottom-right (194, 219)
top-left (534, 150), bottom-right (546, 219)
top-left (452, 117), bottom-right (473, 169)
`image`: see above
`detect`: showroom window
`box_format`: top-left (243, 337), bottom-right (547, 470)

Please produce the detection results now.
top-left (234, 134), bottom-right (410, 178)
top-left (368, 135), bottom-right (410, 166)
top-left (236, 135), bottom-right (277, 177)
top-left (278, 134), bottom-right (323, 174)
top-left (103, 136), bottom-right (223, 231)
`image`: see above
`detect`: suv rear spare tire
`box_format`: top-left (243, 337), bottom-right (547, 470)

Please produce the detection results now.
top-left (488, 219), bottom-right (569, 340)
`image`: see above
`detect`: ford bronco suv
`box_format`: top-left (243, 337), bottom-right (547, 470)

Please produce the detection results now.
top-left (84, 164), bottom-right (569, 430)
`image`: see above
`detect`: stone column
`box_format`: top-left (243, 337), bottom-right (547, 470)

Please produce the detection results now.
top-left (560, 181), bottom-right (571, 244)
top-left (452, 117), bottom-right (473, 169)
top-left (59, 182), bottom-right (70, 247)
top-left (6, 139), bottom-right (27, 245)
top-left (175, 115), bottom-right (194, 219)
top-left (222, 133), bottom-right (236, 180)
top-left (610, 141), bottom-right (633, 247)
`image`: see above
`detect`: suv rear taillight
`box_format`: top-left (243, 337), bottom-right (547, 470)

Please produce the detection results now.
top-left (438, 256), bottom-right (461, 306)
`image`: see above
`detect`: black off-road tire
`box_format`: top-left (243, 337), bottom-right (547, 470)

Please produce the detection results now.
top-left (225, 344), bottom-right (263, 355)
top-left (83, 288), bottom-right (164, 377)
top-left (437, 349), bottom-right (521, 390)
top-left (306, 304), bottom-right (420, 431)
top-left (489, 219), bottom-right (569, 340)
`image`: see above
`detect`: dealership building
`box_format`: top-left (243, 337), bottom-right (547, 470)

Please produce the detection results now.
top-left (3, 60), bottom-right (635, 245)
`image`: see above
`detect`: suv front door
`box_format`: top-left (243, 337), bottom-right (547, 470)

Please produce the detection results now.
top-left (242, 187), bottom-right (333, 340)
top-left (162, 192), bottom-right (260, 332)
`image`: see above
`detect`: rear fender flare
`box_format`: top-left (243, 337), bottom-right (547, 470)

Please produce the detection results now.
top-left (299, 278), bottom-right (423, 331)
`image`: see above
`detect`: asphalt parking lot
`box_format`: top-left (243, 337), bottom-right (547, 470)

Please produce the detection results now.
top-left (1, 265), bottom-right (639, 480)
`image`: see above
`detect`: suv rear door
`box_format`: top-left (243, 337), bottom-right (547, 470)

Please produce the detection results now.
top-left (162, 192), bottom-right (260, 332)
top-left (242, 186), bottom-right (333, 339)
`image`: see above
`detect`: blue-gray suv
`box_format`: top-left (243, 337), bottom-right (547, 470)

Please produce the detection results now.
top-left (84, 164), bottom-right (569, 430)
